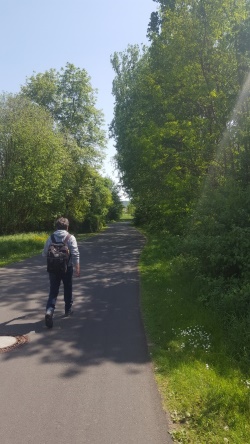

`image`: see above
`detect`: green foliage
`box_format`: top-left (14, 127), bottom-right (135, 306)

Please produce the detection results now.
top-left (81, 174), bottom-right (113, 232)
top-left (106, 181), bottom-right (123, 222)
top-left (21, 63), bottom-right (106, 165)
top-left (182, 181), bottom-right (250, 367)
top-left (0, 94), bottom-right (70, 232)
top-left (140, 232), bottom-right (250, 443)
top-left (0, 63), bottom-right (112, 234)
top-left (111, 0), bottom-right (249, 234)
top-left (110, 0), bottom-right (250, 365)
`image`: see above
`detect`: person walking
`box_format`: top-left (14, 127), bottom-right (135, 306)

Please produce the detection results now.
top-left (42, 217), bottom-right (80, 328)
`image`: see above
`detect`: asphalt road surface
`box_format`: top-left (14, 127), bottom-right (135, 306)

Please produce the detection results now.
top-left (0, 222), bottom-right (172, 444)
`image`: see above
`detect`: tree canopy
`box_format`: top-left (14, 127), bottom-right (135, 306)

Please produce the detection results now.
top-left (111, 0), bottom-right (250, 363)
top-left (0, 63), bottom-right (121, 234)
top-left (111, 0), bottom-right (250, 231)
top-left (21, 63), bottom-right (106, 166)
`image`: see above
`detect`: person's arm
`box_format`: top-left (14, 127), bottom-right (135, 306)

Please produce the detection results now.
top-left (69, 235), bottom-right (80, 277)
top-left (74, 262), bottom-right (80, 277)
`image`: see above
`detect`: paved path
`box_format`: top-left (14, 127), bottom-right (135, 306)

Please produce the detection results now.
top-left (0, 223), bottom-right (172, 444)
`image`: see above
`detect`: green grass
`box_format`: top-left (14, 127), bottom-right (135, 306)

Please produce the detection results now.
top-left (139, 233), bottom-right (250, 443)
top-left (0, 232), bottom-right (49, 266)
top-left (119, 210), bottom-right (134, 221)
top-left (0, 232), bottom-right (94, 267)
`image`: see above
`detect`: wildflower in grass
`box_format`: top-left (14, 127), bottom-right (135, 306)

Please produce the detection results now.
top-left (34, 235), bottom-right (47, 242)
top-left (166, 288), bottom-right (173, 293)
top-left (173, 325), bottom-right (212, 353)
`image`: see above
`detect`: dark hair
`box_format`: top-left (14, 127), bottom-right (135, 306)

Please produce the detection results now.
top-left (55, 217), bottom-right (69, 230)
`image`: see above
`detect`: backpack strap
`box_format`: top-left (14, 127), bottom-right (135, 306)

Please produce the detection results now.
top-left (64, 233), bottom-right (72, 263)
top-left (64, 233), bottom-right (71, 245)
top-left (51, 234), bottom-right (56, 243)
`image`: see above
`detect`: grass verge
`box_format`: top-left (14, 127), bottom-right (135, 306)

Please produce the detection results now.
top-left (0, 232), bottom-right (95, 267)
top-left (119, 213), bottom-right (134, 221)
top-left (139, 233), bottom-right (250, 443)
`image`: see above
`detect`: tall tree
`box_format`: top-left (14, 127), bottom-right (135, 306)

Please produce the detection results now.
top-left (82, 173), bottom-right (113, 232)
top-left (21, 63), bottom-right (106, 166)
top-left (0, 94), bottom-right (70, 233)
top-left (105, 180), bottom-right (123, 221)
top-left (111, 0), bottom-right (249, 232)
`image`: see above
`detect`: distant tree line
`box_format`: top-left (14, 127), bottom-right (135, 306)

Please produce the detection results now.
top-left (111, 0), bottom-right (250, 361)
top-left (0, 63), bottom-right (123, 234)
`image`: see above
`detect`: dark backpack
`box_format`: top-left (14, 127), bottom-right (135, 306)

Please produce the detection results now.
top-left (47, 233), bottom-right (71, 274)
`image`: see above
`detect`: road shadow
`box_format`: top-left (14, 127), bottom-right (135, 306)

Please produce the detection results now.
top-left (0, 223), bottom-right (148, 377)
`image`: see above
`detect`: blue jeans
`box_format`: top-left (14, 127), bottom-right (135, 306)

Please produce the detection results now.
top-left (46, 266), bottom-right (73, 313)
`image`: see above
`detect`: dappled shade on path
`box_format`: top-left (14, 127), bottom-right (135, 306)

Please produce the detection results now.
top-left (0, 223), bottom-right (147, 373)
top-left (0, 223), bottom-right (172, 444)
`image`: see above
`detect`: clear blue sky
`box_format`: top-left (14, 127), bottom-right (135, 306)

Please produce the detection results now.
top-left (0, 0), bottom-right (157, 186)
